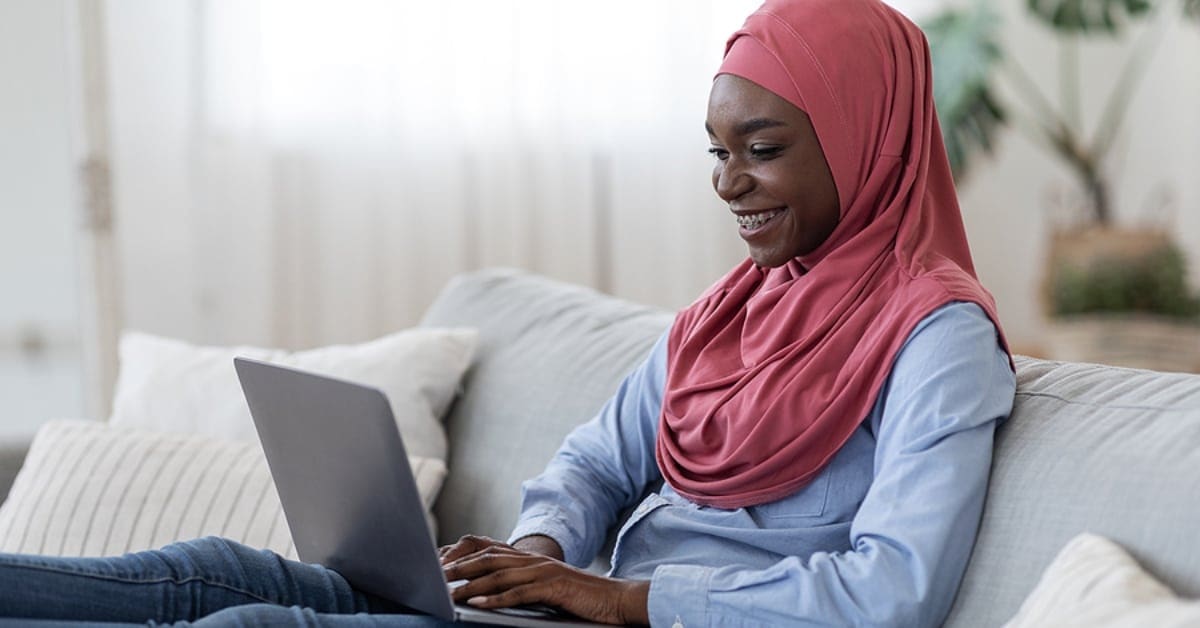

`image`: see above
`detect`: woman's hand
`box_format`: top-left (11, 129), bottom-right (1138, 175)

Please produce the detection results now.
top-left (439, 535), bottom-right (649, 625)
top-left (439, 534), bottom-right (564, 563)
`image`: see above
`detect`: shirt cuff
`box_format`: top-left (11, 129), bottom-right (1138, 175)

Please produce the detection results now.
top-left (508, 510), bottom-right (585, 566)
top-left (649, 564), bottom-right (714, 628)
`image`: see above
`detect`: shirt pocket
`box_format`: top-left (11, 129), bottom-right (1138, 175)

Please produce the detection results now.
top-left (607, 492), bottom-right (671, 573)
top-left (754, 468), bottom-right (832, 521)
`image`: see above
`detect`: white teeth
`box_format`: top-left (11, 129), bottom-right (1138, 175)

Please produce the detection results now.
top-left (736, 209), bottom-right (782, 229)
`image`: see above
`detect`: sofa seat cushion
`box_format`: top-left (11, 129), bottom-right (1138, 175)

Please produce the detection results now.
top-left (945, 357), bottom-right (1200, 626)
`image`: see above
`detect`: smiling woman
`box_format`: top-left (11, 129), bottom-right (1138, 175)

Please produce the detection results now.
top-left (706, 75), bottom-right (841, 267)
top-left (0, 1), bottom-right (1016, 626)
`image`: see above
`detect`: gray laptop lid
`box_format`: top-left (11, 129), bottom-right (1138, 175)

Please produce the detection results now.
top-left (235, 358), bottom-right (607, 627)
top-left (234, 357), bottom-right (455, 620)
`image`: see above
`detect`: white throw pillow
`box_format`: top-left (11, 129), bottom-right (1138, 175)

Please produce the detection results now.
top-left (109, 328), bottom-right (477, 461)
top-left (1004, 533), bottom-right (1200, 628)
top-left (0, 420), bottom-right (446, 559)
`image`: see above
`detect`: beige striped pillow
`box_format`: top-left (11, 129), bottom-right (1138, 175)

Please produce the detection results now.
top-left (0, 420), bottom-right (446, 560)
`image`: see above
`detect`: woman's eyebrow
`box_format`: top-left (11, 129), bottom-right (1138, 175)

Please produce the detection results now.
top-left (705, 118), bottom-right (788, 137)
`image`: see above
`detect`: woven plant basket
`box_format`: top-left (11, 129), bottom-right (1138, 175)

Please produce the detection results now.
top-left (1044, 314), bottom-right (1200, 373)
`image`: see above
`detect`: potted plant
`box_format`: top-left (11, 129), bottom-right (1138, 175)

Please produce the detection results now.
top-left (924, 0), bottom-right (1200, 371)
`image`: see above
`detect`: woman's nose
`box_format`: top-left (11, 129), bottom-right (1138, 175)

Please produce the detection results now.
top-left (714, 159), bottom-right (753, 202)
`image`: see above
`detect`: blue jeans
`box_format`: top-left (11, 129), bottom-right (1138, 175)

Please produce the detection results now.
top-left (0, 537), bottom-right (487, 627)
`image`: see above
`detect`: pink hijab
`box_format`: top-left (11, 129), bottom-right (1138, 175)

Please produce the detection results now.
top-left (655, 0), bottom-right (1010, 509)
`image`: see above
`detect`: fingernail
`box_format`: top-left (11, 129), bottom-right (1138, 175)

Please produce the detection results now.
top-left (467, 596), bottom-right (487, 606)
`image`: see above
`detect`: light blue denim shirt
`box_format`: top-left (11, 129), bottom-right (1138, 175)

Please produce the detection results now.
top-left (509, 302), bottom-right (1015, 627)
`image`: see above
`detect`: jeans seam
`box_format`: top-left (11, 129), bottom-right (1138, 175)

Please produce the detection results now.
top-left (8, 563), bottom-right (277, 605)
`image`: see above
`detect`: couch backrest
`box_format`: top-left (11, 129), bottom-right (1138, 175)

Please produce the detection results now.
top-left (945, 356), bottom-right (1200, 626)
top-left (419, 269), bottom-right (672, 546)
top-left (422, 269), bottom-right (1200, 626)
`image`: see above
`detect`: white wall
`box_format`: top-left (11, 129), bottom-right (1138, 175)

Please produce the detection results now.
top-left (957, 5), bottom-right (1200, 353)
top-left (0, 0), bottom-right (85, 435)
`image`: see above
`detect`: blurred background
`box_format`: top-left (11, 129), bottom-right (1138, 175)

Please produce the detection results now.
top-left (3, 0), bottom-right (1198, 439)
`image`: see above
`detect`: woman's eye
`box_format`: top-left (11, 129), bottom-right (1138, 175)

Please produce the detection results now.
top-left (750, 145), bottom-right (783, 159)
top-left (707, 147), bottom-right (729, 161)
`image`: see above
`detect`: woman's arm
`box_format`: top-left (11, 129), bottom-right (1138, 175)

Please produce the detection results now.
top-left (440, 332), bottom-right (669, 624)
top-left (506, 331), bottom-right (669, 568)
top-left (647, 303), bottom-right (1015, 627)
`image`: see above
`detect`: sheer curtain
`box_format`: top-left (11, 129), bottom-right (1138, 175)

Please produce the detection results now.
top-left (104, 0), bottom-right (762, 349)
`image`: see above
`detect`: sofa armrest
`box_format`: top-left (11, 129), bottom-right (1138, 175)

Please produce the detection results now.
top-left (0, 436), bottom-right (30, 505)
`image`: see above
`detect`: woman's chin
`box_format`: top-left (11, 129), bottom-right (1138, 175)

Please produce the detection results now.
top-left (748, 249), bottom-right (791, 269)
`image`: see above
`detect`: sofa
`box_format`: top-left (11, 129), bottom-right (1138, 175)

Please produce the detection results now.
top-left (1, 267), bottom-right (1199, 625)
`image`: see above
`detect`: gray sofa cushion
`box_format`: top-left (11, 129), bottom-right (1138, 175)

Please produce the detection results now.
top-left (945, 356), bottom-right (1200, 627)
top-left (419, 269), bottom-right (673, 546)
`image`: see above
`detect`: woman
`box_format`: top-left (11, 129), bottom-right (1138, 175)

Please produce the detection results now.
top-left (0, 0), bottom-right (1014, 625)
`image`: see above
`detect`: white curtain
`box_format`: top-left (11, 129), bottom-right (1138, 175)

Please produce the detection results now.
top-left (102, 0), bottom-right (761, 349)
top-left (103, 0), bottom-right (943, 349)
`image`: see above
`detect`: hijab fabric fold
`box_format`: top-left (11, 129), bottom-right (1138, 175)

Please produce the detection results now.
top-left (655, 0), bottom-right (1011, 509)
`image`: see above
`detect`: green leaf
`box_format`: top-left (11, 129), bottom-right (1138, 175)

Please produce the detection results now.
top-left (1026, 0), bottom-right (1153, 34)
top-left (923, 5), bottom-right (1006, 181)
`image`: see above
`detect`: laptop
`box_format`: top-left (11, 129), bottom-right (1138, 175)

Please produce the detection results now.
top-left (233, 357), bottom-right (607, 627)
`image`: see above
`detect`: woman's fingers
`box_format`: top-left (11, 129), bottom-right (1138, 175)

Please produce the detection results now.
top-left (451, 561), bottom-right (573, 611)
top-left (438, 534), bottom-right (511, 565)
top-left (449, 561), bottom-right (547, 603)
top-left (466, 568), bottom-right (641, 625)
top-left (464, 582), bottom-right (552, 610)
top-left (444, 551), bottom-right (647, 625)
top-left (444, 550), bottom-right (548, 587)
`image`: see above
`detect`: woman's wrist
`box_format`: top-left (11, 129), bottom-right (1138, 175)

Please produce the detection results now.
top-left (618, 580), bottom-right (651, 626)
top-left (511, 534), bottom-right (565, 561)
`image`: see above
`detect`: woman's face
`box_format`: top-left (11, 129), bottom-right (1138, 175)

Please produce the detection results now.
top-left (706, 74), bottom-right (840, 268)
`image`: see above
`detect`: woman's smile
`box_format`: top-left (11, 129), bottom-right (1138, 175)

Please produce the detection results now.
top-left (735, 207), bottom-right (786, 236)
